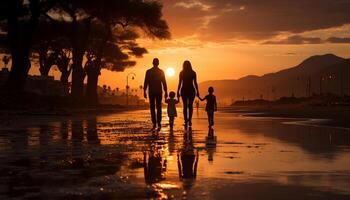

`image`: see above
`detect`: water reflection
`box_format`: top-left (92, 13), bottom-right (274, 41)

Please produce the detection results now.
top-left (1, 110), bottom-right (350, 199)
top-left (221, 118), bottom-right (350, 160)
top-left (205, 128), bottom-right (217, 163)
top-left (87, 117), bottom-right (100, 144)
top-left (60, 119), bottom-right (69, 140)
top-left (168, 129), bottom-right (176, 155)
top-left (71, 119), bottom-right (85, 168)
top-left (9, 129), bottom-right (30, 167)
top-left (143, 147), bottom-right (167, 184)
top-left (178, 129), bottom-right (199, 189)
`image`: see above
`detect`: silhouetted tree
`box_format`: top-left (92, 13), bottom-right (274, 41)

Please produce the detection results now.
top-left (32, 20), bottom-right (71, 77)
top-left (84, 27), bottom-right (148, 104)
top-left (0, 0), bottom-right (55, 92)
top-left (79, 0), bottom-right (170, 104)
top-left (52, 0), bottom-right (169, 99)
top-left (0, 0), bottom-right (169, 102)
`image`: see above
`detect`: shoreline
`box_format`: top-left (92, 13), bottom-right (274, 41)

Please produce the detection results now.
top-left (221, 105), bottom-right (350, 129)
top-left (0, 104), bottom-right (149, 117)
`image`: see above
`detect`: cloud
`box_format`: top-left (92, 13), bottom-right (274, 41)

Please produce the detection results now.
top-left (263, 35), bottom-right (350, 45)
top-left (264, 35), bottom-right (323, 45)
top-left (326, 37), bottom-right (350, 44)
top-left (174, 0), bottom-right (211, 11)
top-left (162, 0), bottom-right (350, 42)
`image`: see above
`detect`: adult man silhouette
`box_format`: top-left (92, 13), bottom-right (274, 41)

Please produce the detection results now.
top-left (144, 58), bottom-right (168, 129)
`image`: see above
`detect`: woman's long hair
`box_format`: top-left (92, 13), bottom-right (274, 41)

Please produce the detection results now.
top-left (182, 60), bottom-right (194, 75)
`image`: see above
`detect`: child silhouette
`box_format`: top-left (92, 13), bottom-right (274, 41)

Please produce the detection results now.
top-left (199, 87), bottom-right (217, 128)
top-left (165, 91), bottom-right (180, 129)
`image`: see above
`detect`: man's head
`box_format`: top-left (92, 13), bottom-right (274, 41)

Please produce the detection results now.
top-left (152, 58), bottom-right (159, 67)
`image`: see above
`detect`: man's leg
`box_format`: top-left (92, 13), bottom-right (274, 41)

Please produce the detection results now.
top-left (156, 94), bottom-right (162, 127)
top-left (149, 95), bottom-right (156, 127)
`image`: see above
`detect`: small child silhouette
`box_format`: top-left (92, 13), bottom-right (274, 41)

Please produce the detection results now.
top-left (165, 91), bottom-right (180, 129)
top-left (199, 87), bottom-right (217, 128)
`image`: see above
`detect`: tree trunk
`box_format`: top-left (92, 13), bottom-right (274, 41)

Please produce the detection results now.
top-left (6, 49), bottom-right (31, 92)
top-left (71, 50), bottom-right (85, 98)
top-left (60, 70), bottom-right (70, 96)
top-left (39, 50), bottom-right (52, 76)
top-left (85, 65), bottom-right (100, 105)
top-left (70, 16), bottom-right (92, 99)
top-left (5, 0), bottom-right (40, 92)
top-left (39, 63), bottom-right (51, 76)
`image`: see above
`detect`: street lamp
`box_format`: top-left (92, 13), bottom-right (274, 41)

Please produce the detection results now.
top-left (139, 85), bottom-right (143, 97)
top-left (126, 72), bottom-right (136, 105)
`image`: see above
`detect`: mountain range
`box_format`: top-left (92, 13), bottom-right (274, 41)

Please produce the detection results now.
top-left (199, 54), bottom-right (350, 104)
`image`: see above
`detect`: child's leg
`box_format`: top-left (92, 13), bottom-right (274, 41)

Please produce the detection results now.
top-left (207, 112), bottom-right (211, 126)
top-left (210, 112), bottom-right (214, 126)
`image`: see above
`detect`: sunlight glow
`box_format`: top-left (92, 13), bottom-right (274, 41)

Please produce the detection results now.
top-left (166, 67), bottom-right (175, 77)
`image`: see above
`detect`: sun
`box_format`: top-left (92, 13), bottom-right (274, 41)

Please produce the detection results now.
top-left (166, 67), bottom-right (175, 77)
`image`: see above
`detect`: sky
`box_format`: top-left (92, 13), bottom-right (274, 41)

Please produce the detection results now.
top-left (34, 0), bottom-right (350, 92)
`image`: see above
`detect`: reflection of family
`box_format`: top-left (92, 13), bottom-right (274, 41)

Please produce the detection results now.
top-left (144, 58), bottom-right (217, 130)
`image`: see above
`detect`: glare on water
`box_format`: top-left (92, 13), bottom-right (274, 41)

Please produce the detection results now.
top-left (1, 109), bottom-right (350, 199)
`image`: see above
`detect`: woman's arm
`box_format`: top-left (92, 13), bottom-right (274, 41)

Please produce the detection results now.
top-left (177, 72), bottom-right (183, 99)
top-left (194, 72), bottom-right (200, 97)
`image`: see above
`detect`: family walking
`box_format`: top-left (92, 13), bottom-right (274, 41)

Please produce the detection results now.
top-left (144, 58), bottom-right (217, 131)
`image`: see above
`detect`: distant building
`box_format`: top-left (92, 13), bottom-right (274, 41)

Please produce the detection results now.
top-left (96, 86), bottom-right (145, 105)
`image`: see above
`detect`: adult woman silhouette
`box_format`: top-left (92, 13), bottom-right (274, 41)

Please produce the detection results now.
top-left (177, 61), bottom-right (199, 127)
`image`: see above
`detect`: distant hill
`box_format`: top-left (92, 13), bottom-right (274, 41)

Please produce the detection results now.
top-left (199, 54), bottom-right (350, 104)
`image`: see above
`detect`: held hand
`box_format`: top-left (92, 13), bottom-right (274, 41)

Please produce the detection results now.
top-left (144, 91), bottom-right (147, 99)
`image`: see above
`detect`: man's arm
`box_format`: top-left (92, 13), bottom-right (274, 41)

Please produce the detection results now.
top-left (161, 71), bottom-right (168, 98)
top-left (194, 72), bottom-right (200, 97)
top-left (143, 71), bottom-right (149, 98)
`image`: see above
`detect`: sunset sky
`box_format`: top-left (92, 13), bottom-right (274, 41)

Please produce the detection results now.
top-left (34, 0), bottom-right (350, 92)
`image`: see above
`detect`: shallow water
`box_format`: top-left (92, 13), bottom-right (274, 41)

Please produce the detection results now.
top-left (0, 109), bottom-right (350, 199)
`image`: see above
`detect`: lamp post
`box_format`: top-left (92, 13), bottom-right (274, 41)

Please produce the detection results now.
top-left (139, 85), bottom-right (143, 97)
top-left (126, 72), bottom-right (136, 105)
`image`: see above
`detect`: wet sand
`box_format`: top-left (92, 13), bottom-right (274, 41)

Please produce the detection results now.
top-left (0, 109), bottom-right (350, 199)
top-left (223, 105), bottom-right (350, 129)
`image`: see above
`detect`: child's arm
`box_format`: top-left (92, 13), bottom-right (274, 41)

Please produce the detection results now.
top-left (198, 96), bottom-right (205, 101)
top-left (175, 98), bottom-right (180, 104)
top-left (214, 96), bottom-right (218, 111)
